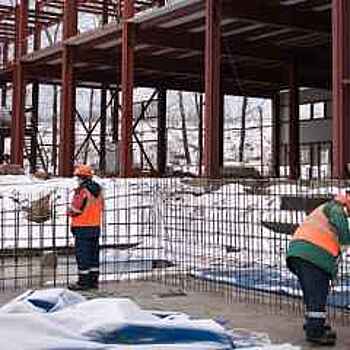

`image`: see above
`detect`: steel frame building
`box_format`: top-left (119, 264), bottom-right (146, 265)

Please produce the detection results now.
top-left (0, 0), bottom-right (347, 179)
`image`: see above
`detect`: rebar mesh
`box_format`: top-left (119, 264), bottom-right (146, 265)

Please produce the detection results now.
top-left (0, 177), bottom-right (350, 322)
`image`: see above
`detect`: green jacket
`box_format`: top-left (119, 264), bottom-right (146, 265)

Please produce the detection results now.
top-left (287, 200), bottom-right (350, 278)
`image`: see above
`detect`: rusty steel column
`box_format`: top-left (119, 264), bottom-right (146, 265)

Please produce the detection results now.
top-left (99, 1), bottom-right (108, 174)
top-left (272, 93), bottom-right (281, 177)
top-left (157, 87), bottom-right (167, 175)
top-left (204, 0), bottom-right (222, 178)
top-left (58, 0), bottom-right (78, 177)
top-left (288, 59), bottom-right (300, 180)
top-left (1, 41), bottom-right (9, 161)
top-left (1, 41), bottom-right (8, 107)
top-left (11, 1), bottom-right (28, 166)
top-left (119, 0), bottom-right (135, 177)
top-left (332, 0), bottom-right (350, 178)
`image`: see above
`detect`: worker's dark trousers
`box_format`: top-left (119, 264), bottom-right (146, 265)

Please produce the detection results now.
top-left (72, 227), bottom-right (100, 274)
top-left (288, 257), bottom-right (331, 336)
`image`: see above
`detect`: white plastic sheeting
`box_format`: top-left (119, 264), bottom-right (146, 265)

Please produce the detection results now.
top-left (0, 288), bottom-right (301, 350)
top-left (0, 289), bottom-right (234, 350)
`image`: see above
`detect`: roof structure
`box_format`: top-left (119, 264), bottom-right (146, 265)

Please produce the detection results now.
top-left (1, 0), bottom-right (331, 96)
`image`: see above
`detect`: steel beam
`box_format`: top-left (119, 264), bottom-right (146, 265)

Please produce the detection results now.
top-left (221, 1), bottom-right (330, 34)
top-left (157, 87), bottom-right (167, 174)
top-left (119, 0), bottom-right (135, 177)
top-left (203, 0), bottom-right (221, 178)
top-left (288, 59), bottom-right (300, 180)
top-left (58, 0), bottom-right (78, 176)
top-left (11, 0), bottom-right (28, 166)
top-left (332, 0), bottom-right (350, 178)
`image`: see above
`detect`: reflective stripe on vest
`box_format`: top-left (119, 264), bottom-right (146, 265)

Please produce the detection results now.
top-left (292, 206), bottom-right (340, 257)
top-left (71, 190), bottom-right (102, 227)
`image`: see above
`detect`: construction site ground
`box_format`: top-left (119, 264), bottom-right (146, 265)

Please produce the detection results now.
top-left (0, 280), bottom-right (349, 350)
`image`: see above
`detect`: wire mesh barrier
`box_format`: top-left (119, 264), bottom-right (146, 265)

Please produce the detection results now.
top-left (1, 178), bottom-right (350, 322)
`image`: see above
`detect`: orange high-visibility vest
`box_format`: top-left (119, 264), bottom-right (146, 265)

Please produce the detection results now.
top-left (292, 205), bottom-right (341, 257)
top-left (71, 189), bottom-right (103, 228)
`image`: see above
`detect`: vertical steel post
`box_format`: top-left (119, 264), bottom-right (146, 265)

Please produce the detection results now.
top-left (157, 87), bottom-right (167, 174)
top-left (11, 0), bottom-right (28, 166)
top-left (111, 88), bottom-right (119, 143)
top-left (288, 59), bottom-right (300, 180)
top-left (100, 87), bottom-right (107, 172)
top-left (58, 0), bottom-right (78, 176)
top-left (30, 2), bottom-right (42, 173)
top-left (99, 1), bottom-right (108, 173)
top-left (332, 0), bottom-right (350, 178)
top-left (0, 41), bottom-right (8, 161)
top-left (119, 0), bottom-right (134, 177)
top-left (1, 41), bottom-right (8, 107)
top-left (102, 0), bottom-right (109, 24)
top-left (272, 93), bottom-right (281, 177)
top-left (204, 0), bottom-right (222, 178)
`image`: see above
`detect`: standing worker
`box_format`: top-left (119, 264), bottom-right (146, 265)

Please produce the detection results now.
top-left (68, 164), bottom-right (104, 291)
top-left (286, 192), bottom-right (350, 346)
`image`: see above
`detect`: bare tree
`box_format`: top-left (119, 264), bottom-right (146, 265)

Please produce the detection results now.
top-left (44, 25), bottom-right (60, 173)
top-left (178, 91), bottom-right (191, 165)
top-left (239, 96), bottom-right (248, 163)
top-left (194, 93), bottom-right (203, 174)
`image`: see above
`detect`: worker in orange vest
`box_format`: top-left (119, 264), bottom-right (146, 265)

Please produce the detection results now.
top-left (68, 164), bottom-right (104, 291)
top-left (287, 193), bottom-right (350, 346)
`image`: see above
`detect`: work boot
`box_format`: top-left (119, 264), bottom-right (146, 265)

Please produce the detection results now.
top-left (89, 271), bottom-right (99, 289)
top-left (68, 273), bottom-right (90, 291)
top-left (305, 328), bottom-right (336, 346)
top-left (303, 323), bottom-right (336, 339)
top-left (306, 331), bottom-right (336, 346)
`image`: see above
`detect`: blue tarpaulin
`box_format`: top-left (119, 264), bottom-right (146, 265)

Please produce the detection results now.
top-left (193, 267), bottom-right (350, 309)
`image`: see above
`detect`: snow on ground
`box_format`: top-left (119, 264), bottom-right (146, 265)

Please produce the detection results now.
top-left (1, 175), bottom-right (350, 284)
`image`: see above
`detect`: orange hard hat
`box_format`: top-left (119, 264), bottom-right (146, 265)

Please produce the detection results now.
top-left (74, 164), bottom-right (94, 178)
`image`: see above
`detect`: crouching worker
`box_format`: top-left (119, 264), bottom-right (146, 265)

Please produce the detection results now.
top-left (68, 165), bottom-right (104, 291)
top-left (286, 193), bottom-right (350, 346)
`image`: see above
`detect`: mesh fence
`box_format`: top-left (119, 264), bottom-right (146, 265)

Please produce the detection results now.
top-left (0, 178), bottom-right (350, 322)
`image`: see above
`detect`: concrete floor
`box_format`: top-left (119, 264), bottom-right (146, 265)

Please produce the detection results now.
top-left (0, 280), bottom-right (349, 349)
